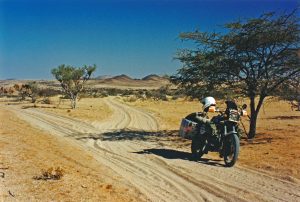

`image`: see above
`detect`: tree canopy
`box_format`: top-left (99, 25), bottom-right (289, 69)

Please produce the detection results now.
top-left (52, 64), bottom-right (96, 109)
top-left (172, 11), bottom-right (300, 138)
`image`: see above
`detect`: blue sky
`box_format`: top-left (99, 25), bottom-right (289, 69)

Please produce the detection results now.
top-left (0, 0), bottom-right (298, 79)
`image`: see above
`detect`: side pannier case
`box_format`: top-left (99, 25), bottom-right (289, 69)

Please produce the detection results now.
top-left (179, 118), bottom-right (198, 140)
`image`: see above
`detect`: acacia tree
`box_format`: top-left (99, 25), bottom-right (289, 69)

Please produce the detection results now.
top-left (172, 11), bottom-right (300, 139)
top-left (51, 64), bottom-right (96, 109)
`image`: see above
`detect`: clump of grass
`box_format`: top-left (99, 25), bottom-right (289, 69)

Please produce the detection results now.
top-left (123, 96), bottom-right (138, 102)
top-left (33, 167), bottom-right (64, 180)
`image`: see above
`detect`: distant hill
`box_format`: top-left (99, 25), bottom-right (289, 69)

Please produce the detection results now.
top-left (108, 74), bottom-right (133, 81)
top-left (91, 74), bottom-right (170, 89)
top-left (0, 74), bottom-right (171, 90)
top-left (142, 74), bottom-right (162, 81)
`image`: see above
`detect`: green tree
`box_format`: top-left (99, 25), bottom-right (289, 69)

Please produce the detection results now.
top-left (172, 11), bottom-right (300, 139)
top-left (51, 64), bottom-right (96, 109)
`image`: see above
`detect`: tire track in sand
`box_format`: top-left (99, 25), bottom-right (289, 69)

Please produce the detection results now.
top-left (5, 97), bottom-right (300, 202)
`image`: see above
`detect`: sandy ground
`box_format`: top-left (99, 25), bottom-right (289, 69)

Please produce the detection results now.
top-left (0, 107), bottom-right (143, 201)
top-left (2, 97), bottom-right (300, 201)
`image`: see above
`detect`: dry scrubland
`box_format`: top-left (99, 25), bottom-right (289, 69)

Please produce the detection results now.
top-left (1, 93), bottom-right (300, 200)
top-left (3, 96), bottom-right (299, 181)
top-left (121, 97), bottom-right (300, 180)
top-left (14, 95), bottom-right (300, 180)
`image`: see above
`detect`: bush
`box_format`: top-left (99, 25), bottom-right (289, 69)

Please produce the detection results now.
top-left (42, 97), bottom-right (52, 104)
top-left (80, 86), bottom-right (181, 101)
top-left (38, 88), bottom-right (61, 97)
top-left (33, 167), bottom-right (64, 180)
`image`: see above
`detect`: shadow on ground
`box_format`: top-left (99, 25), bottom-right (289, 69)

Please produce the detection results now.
top-left (21, 105), bottom-right (57, 109)
top-left (75, 129), bottom-right (179, 142)
top-left (134, 148), bottom-right (224, 167)
top-left (265, 115), bottom-right (300, 120)
top-left (75, 129), bottom-right (223, 166)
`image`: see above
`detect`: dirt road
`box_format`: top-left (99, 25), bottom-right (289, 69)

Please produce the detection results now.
top-left (7, 97), bottom-right (300, 202)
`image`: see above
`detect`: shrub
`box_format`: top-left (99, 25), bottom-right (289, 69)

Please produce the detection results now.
top-left (42, 97), bottom-right (52, 104)
top-left (38, 88), bottom-right (61, 97)
top-left (33, 167), bottom-right (64, 180)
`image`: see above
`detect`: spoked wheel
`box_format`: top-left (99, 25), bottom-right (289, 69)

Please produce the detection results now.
top-left (191, 137), bottom-right (206, 161)
top-left (223, 134), bottom-right (240, 167)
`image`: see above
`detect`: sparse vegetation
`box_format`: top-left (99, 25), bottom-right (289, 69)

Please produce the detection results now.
top-left (38, 88), bottom-right (61, 98)
top-left (81, 85), bottom-right (183, 101)
top-left (0, 82), bottom-right (62, 105)
top-left (12, 82), bottom-right (40, 103)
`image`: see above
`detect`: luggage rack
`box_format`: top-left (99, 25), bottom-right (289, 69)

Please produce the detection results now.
top-left (179, 118), bottom-right (198, 140)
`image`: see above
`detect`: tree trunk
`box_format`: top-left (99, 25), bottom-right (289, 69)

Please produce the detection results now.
top-left (248, 96), bottom-right (256, 139)
top-left (70, 94), bottom-right (77, 109)
top-left (31, 96), bottom-right (36, 103)
top-left (248, 95), bottom-right (265, 139)
top-left (248, 111), bottom-right (257, 139)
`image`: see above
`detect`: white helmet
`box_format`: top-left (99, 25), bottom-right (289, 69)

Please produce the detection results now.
top-left (201, 96), bottom-right (216, 111)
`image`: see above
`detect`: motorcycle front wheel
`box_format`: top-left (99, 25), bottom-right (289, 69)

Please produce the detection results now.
top-left (223, 134), bottom-right (240, 167)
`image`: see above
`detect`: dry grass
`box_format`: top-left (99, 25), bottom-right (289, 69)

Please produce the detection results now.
top-left (43, 97), bottom-right (112, 122)
top-left (239, 99), bottom-right (300, 181)
top-left (120, 98), bottom-right (202, 130)
top-left (122, 97), bottom-right (300, 180)
top-left (0, 96), bottom-right (112, 123)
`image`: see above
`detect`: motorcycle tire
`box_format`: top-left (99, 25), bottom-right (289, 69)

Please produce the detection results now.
top-left (223, 134), bottom-right (240, 167)
top-left (191, 137), bottom-right (206, 160)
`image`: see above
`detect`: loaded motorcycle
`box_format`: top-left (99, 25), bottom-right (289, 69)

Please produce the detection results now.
top-left (179, 101), bottom-right (247, 167)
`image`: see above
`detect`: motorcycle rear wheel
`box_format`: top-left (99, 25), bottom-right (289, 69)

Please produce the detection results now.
top-left (223, 134), bottom-right (239, 167)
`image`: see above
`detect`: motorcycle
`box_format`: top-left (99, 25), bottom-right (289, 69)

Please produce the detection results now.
top-left (179, 101), bottom-right (247, 167)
